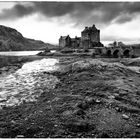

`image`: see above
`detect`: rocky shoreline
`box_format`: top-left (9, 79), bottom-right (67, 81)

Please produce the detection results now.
top-left (0, 56), bottom-right (140, 138)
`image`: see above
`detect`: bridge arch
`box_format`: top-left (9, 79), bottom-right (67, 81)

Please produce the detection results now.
top-left (123, 49), bottom-right (130, 57)
top-left (106, 50), bottom-right (112, 57)
top-left (113, 49), bottom-right (120, 58)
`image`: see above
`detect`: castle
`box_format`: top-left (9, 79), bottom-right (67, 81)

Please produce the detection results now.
top-left (59, 24), bottom-right (103, 50)
top-left (59, 24), bottom-right (139, 58)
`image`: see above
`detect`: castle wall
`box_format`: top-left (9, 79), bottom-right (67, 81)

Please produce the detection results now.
top-left (59, 38), bottom-right (66, 48)
top-left (133, 46), bottom-right (140, 57)
top-left (59, 36), bottom-right (71, 48)
top-left (82, 39), bottom-right (90, 50)
top-left (90, 30), bottom-right (100, 42)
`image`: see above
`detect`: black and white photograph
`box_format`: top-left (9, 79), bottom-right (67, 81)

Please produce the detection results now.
top-left (0, 0), bottom-right (140, 138)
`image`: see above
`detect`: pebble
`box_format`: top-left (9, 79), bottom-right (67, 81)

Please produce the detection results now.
top-left (122, 114), bottom-right (129, 119)
top-left (95, 99), bottom-right (101, 103)
top-left (136, 124), bottom-right (140, 127)
top-left (108, 95), bottom-right (115, 99)
top-left (16, 135), bottom-right (24, 138)
top-left (54, 124), bottom-right (58, 127)
top-left (115, 107), bottom-right (122, 112)
top-left (85, 97), bottom-right (94, 103)
top-left (11, 120), bottom-right (16, 124)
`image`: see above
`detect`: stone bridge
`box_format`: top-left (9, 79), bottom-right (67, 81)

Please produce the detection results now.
top-left (93, 46), bottom-right (134, 58)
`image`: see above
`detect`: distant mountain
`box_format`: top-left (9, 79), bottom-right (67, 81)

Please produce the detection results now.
top-left (0, 25), bottom-right (58, 51)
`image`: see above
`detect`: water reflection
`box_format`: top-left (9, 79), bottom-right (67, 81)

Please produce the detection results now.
top-left (0, 58), bottom-right (59, 107)
top-left (0, 51), bottom-right (42, 56)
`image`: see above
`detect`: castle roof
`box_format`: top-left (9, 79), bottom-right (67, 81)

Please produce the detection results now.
top-left (60, 35), bottom-right (70, 40)
top-left (82, 24), bottom-right (99, 33)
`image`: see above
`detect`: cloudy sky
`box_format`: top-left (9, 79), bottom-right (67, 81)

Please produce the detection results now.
top-left (0, 1), bottom-right (140, 45)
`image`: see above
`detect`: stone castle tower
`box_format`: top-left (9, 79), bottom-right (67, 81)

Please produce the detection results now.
top-left (81, 24), bottom-right (100, 50)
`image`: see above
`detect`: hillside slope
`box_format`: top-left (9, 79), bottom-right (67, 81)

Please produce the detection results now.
top-left (0, 25), bottom-right (57, 51)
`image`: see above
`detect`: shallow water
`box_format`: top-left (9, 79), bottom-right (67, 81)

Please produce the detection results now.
top-left (0, 50), bottom-right (56, 56)
top-left (0, 51), bottom-right (42, 56)
top-left (0, 58), bottom-right (59, 107)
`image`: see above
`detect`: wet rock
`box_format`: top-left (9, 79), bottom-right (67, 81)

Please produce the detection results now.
top-left (95, 99), bottom-right (101, 103)
top-left (136, 124), bottom-right (140, 127)
top-left (54, 124), bottom-right (58, 127)
top-left (108, 95), bottom-right (115, 99)
top-left (115, 107), bottom-right (122, 112)
top-left (122, 114), bottom-right (129, 119)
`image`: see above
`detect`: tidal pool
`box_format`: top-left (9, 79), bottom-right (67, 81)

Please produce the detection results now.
top-left (0, 58), bottom-right (59, 107)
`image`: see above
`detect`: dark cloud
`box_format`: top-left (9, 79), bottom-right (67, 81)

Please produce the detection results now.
top-left (1, 2), bottom-right (140, 26)
top-left (114, 13), bottom-right (134, 24)
top-left (34, 2), bottom-right (75, 17)
top-left (0, 3), bottom-right (34, 19)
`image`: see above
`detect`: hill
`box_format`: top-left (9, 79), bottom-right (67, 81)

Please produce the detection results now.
top-left (0, 25), bottom-right (57, 51)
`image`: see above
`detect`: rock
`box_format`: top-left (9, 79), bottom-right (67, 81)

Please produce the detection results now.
top-left (1, 67), bottom-right (9, 71)
top-left (54, 124), bottom-right (58, 127)
top-left (62, 110), bottom-right (73, 116)
top-left (95, 99), bottom-right (101, 103)
top-left (115, 107), bottom-right (122, 112)
top-left (16, 135), bottom-right (24, 138)
top-left (11, 120), bottom-right (16, 124)
top-left (114, 93), bottom-right (119, 97)
top-left (65, 120), bottom-right (93, 132)
top-left (108, 95), bottom-right (115, 99)
top-left (136, 124), bottom-right (140, 127)
top-left (85, 97), bottom-right (95, 104)
top-left (77, 102), bottom-right (88, 110)
top-left (122, 114), bottom-right (129, 119)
